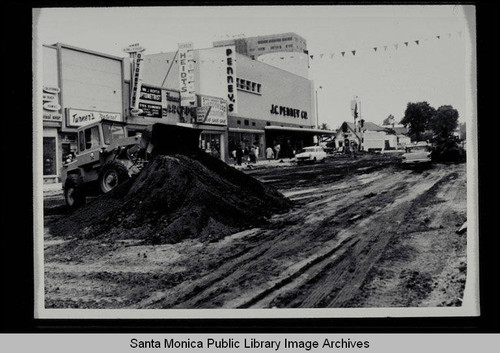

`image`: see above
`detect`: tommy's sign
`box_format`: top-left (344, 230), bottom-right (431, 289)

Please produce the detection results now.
top-left (67, 108), bottom-right (121, 127)
top-left (270, 104), bottom-right (308, 120)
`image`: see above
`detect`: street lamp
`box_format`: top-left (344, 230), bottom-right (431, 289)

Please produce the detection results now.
top-left (315, 86), bottom-right (322, 129)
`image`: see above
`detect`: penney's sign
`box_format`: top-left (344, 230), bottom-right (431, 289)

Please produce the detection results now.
top-left (225, 47), bottom-right (237, 113)
top-left (67, 108), bottom-right (121, 127)
top-left (270, 104), bottom-right (308, 120)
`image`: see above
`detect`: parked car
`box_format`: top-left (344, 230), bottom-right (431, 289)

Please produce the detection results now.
top-left (295, 146), bottom-right (327, 164)
top-left (401, 142), bottom-right (432, 166)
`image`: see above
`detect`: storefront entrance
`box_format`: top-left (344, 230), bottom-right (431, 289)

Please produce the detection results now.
top-left (199, 132), bottom-right (222, 159)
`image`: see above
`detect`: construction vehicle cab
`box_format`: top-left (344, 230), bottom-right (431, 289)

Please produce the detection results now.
top-left (61, 119), bottom-right (148, 208)
top-left (61, 120), bottom-right (202, 209)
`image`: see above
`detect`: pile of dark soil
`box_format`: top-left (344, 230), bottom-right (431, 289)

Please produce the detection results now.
top-left (49, 153), bottom-right (292, 244)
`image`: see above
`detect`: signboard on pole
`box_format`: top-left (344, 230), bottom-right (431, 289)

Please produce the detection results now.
top-left (198, 95), bottom-right (227, 125)
top-left (178, 42), bottom-right (196, 107)
top-left (124, 43), bottom-right (146, 111)
top-left (351, 96), bottom-right (361, 119)
top-left (66, 108), bottom-right (121, 127)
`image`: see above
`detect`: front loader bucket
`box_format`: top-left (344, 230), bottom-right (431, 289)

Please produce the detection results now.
top-left (150, 123), bottom-right (202, 156)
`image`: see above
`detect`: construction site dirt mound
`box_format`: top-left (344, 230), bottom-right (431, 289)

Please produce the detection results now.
top-left (49, 153), bottom-right (292, 244)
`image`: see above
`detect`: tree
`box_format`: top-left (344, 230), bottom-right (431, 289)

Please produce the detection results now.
top-left (428, 105), bottom-right (459, 139)
top-left (382, 114), bottom-right (395, 126)
top-left (429, 105), bottom-right (463, 162)
top-left (400, 102), bottom-right (435, 141)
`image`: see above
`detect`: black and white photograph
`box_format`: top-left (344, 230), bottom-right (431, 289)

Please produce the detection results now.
top-left (33, 4), bottom-right (479, 319)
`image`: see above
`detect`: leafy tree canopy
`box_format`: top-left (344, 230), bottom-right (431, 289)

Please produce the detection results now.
top-left (400, 102), bottom-right (435, 141)
top-left (429, 105), bottom-right (459, 139)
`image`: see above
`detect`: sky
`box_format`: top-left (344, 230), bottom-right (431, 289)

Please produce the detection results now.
top-left (33, 5), bottom-right (474, 129)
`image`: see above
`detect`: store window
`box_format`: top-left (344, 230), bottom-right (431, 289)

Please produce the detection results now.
top-left (79, 126), bottom-right (101, 152)
top-left (199, 133), bottom-right (221, 159)
top-left (43, 137), bottom-right (57, 176)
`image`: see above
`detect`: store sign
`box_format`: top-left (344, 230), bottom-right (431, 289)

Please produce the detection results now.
top-left (138, 103), bottom-right (162, 118)
top-left (43, 113), bottom-right (62, 122)
top-left (225, 47), bottom-right (237, 113)
top-left (43, 93), bottom-right (56, 102)
top-left (67, 108), bottom-right (121, 127)
top-left (270, 104), bottom-right (308, 120)
top-left (140, 86), bottom-right (162, 102)
top-left (43, 102), bottom-right (61, 111)
top-left (198, 96), bottom-right (227, 125)
top-left (43, 86), bottom-right (60, 94)
top-left (130, 108), bottom-right (144, 116)
top-left (178, 42), bottom-right (196, 107)
top-left (123, 43), bottom-right (146, 53)
top-left (130, 51), bottom-right (144, 109)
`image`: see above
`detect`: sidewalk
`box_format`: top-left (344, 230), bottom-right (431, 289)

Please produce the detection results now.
top-left (231, 158), bottom-right (296, 171)
top-left (43, 182), bottom-right (63, 196)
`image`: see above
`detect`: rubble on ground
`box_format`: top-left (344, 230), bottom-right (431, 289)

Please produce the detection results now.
top-left (49, 153), bottom-right (292, 244)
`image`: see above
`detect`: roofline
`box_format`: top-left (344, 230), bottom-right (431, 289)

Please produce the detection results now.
top-left (52, 43), bottom-right (125, 61)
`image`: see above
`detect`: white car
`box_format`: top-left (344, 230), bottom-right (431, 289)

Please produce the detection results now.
top-left (295, 146), bottom-right (327, 164)
top-left (401, 143), bottom-right (432, 165)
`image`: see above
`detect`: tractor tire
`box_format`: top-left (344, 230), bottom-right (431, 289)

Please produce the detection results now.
top-left (98, 161), bottom-right (130, 194)
top-left (64, 174), bottom-right (86, 209)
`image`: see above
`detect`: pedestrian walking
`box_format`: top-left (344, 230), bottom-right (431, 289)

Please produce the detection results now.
top-left (266, 146), bottom-right (274, 161)
top-left (274, 144), bottom-right (281, 160)
top-left (250, 145), bottom-right (256, 163)
top-left (236, 147), bottom-right (243, 165)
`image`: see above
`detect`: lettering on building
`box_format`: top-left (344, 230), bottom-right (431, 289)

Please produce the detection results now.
top-left (270, 104), bottom-right (308, 120)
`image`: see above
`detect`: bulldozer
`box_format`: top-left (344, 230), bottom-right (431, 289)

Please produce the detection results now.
top-left (61, 119), bottom-right (202, 208)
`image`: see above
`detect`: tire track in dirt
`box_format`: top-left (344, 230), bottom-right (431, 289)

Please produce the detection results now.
top-left (259, 167), bottom-right (461, 308)
top-left (136, 166), bottom-right (449, 308)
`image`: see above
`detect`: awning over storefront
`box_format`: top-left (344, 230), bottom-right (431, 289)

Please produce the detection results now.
top-left (228, 127), bottom-right (265, 134)
top-left (264, 126), bottom-right (336, 135)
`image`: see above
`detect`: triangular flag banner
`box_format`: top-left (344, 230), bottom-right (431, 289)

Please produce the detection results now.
top-left (373, 47), bottom-right (377, 52)
top-left (351, 50), bottom-right (356, 56)
top-left (404, 42), bottom-right (409, 47)
top-left (394, 44), bottom-right (399, 50)
top-left (415, 40), bottom-right (419, 45)
top-left (437, 35), bottom-right (440, 39)
top-left (341, 52), bottom-right (345, 57)
top-left (310, 55), bottom-right (314, 59)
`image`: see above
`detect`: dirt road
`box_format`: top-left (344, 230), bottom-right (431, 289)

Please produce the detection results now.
top-left (44, 155), bottom-right (467, 309)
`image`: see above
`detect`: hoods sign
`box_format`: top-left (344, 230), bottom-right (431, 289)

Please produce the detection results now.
top-left (67, 108), bottom-right (121, 127)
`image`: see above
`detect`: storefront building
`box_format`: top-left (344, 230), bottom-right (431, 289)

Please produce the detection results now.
top-left (41, 42), bottom-right (319, 183)
top-left (140, 45), bottom-right (317, 162)
top-left (41, 43), bottom-right (126, 183)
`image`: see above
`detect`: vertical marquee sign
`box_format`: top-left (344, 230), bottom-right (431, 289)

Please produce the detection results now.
top-left (123, 43), bottom-right (146, 115)
top-left (178, 42), bottom-right (196, 107)
top-left (225, 46), bottom-right (237, 113)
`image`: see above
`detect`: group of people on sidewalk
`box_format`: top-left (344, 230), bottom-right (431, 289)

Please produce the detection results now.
top-left (232, 143), bottom-right (281, 166)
